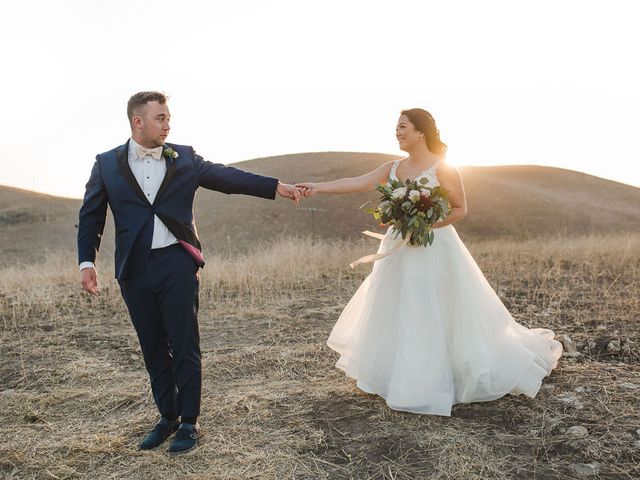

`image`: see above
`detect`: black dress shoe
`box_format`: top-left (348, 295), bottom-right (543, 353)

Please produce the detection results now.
top-left (168, 422), bottom-right (200, 454)
top-left (139, 418), bottom-right (180, 450)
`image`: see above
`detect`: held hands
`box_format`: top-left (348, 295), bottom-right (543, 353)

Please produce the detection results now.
top-left (80, 267), bottom-right (100, 296)
top-left (295, 183), bottom-right (318, 197)
top-left (276, 182), bottom-right (304, 206)
top-left (276, 182), bottom-right (318, 205)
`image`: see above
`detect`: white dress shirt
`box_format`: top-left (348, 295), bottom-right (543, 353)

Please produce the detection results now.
top-left (79, 138), bottom-right (178, 271)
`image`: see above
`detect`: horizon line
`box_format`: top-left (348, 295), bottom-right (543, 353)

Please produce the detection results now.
top-left (3, 152), bottom-right (639, 199)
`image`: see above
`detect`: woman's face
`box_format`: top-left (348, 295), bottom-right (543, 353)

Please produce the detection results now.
top-left (396, 115), bottom-right (423, 152)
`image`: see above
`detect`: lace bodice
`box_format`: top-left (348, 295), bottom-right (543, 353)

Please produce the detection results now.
top-left (389, 159), bottom-right (440, 187)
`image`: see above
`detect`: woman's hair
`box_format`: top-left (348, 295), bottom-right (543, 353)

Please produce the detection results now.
top-left (400, 108), bottom-right (448, 155)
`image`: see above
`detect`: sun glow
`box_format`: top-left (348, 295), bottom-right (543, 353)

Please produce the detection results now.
top-left (1, 1), bottom-right (639, 197)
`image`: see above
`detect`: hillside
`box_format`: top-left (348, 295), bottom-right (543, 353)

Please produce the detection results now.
top-left (1, 152), bottom-right (639, 264)
top-left (199, 153), bottom-right (640, 250)
top-left (0, 186), bottom-right (82, 266)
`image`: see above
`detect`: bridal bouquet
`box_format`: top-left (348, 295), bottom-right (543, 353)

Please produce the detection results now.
top-left (367, 178), bottom-right (450, 246)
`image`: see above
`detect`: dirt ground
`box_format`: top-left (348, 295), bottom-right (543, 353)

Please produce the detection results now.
top-left (1, 235), bottom-right (639, 479)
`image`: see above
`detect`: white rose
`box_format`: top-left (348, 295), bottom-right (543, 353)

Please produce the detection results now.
top-left (391, 187), bottom-right (407, 199)
top-left (408, 190), bottom-right (421, 202)
top-left (379, 200), bottom-right (391, 212)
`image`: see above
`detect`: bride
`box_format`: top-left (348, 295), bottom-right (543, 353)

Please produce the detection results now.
top-left (297, 108), bottom-right (563, 416)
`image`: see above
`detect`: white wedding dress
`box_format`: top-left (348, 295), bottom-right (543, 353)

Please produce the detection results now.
top-left (327, 160), bottom-right (563, 416)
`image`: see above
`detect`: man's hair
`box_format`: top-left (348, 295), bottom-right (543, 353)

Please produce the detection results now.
top-left (127, 91), bottom-right (169, 122)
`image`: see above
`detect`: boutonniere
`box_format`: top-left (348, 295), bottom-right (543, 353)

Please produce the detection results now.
top-left (163, 146), bottom-right (179, 160)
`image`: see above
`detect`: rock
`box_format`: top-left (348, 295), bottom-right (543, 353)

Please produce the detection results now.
top-left (571, 463), bottom-right (599, 476)
top-left (556, 393), bottom-right (584, 409)
top-left (607, 339), bottom-right (621, 354)
top-left (566, 426), bottom-right (589, 438)
top-left (596, 325), bottom-right (607, 332)
top-left (635, 440), bottom-right (640, 449)
top-left (636, 428), bottom-right (640, 438)
top-left (556, 334), bottom-right (577, 353)
top-left (0, 389), bottom-right (16, 397)
top-left (622, 339), bottom-right (638, 355)
top-left (562, 351), bottom-right (581, 358)
top-left (574, 386), bottom-right (592, 393)
top-left (619, 382), bottom-right (638, 390)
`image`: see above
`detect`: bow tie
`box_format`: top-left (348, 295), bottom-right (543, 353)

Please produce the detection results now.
top-left (136, 145), bottom-right (163, 160)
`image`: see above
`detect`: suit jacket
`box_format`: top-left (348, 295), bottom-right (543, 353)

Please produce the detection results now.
top-left (77, 140), bottom-right (279, 280)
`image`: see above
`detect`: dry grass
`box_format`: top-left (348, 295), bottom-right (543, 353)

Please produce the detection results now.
top-left (1, 233), bottom-right (639, 479)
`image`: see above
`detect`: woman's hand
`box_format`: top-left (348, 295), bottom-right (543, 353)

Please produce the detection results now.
top-left (296, 183), bottom-right (319, 197)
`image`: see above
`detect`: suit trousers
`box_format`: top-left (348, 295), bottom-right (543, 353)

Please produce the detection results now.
top-left (118, 244), bottom-right (201, 418)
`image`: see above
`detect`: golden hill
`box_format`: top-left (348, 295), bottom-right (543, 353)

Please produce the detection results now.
top-left (1, 152), bottom-right (639, 264)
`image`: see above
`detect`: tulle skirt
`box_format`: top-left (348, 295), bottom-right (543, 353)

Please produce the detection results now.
top-left (327, 225), bottom-right (563, 416)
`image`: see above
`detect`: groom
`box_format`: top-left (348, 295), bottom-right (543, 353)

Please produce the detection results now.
top-left (77, 91), bottom-right (301, 454)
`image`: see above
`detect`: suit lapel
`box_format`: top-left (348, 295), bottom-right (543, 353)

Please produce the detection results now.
top-left (153, 149), bottom-right (176, 206)
top-left (116, 140), bottom-right (151, 205)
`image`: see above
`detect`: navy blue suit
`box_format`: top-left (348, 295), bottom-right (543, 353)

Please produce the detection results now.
top-left (77, 140), bottom-right (279, 418)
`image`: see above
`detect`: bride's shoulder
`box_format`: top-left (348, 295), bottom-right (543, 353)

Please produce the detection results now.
top-left (388, 157), bottom-right (408, 169)
top-left (378, 158), bottom-right (402, 172)
top-left (436, 160), bottom-right (459, 174)
top-left (436, 161), bottom-right (464, 183)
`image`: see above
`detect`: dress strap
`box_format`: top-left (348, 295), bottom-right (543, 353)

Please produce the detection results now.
top-left (389, 159), bottom-right (402, 180)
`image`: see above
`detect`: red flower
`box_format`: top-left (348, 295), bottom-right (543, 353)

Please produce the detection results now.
top-left (416, 193), bottom-right (433, 212)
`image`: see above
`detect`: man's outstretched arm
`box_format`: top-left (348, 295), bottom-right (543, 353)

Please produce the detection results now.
top-left (194, 149), bottom-right (300, 204)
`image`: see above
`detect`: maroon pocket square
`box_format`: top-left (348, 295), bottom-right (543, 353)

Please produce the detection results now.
top-left (178, 240), bottom-right (205, 267)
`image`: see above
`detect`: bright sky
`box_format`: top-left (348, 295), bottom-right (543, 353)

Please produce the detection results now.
top-left (2, 0), bottom-right (639, 198)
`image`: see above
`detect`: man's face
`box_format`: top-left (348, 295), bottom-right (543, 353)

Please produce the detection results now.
top-left (133, 100), bottom-right (171, 147)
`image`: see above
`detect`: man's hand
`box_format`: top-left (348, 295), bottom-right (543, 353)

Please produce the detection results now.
top-left (276, 182), bottom-right (302, 206)
top-left (80, 267), bottom-right (100, 296)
